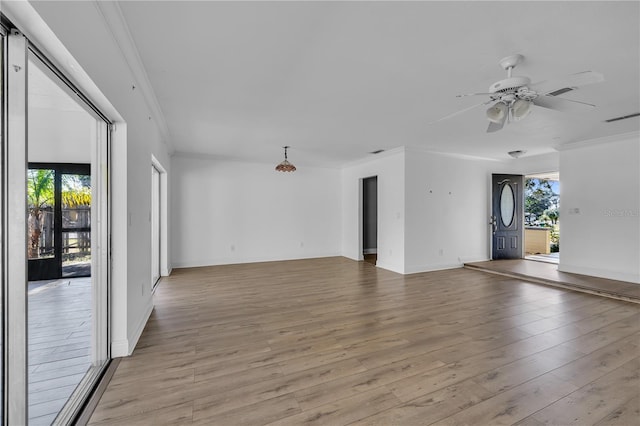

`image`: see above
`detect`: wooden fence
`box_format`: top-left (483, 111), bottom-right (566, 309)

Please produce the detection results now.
top-left (35, 206), bottom-right (90, 259)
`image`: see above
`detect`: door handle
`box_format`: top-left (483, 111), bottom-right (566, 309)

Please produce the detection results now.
top-left (489, 215), bottom-right (497, 234)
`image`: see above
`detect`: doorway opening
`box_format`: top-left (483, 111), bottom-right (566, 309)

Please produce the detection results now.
top-left (524, 172), bottom-right (560, 264)
top-left (151, 164), bottom-right (161, 289)
top-left (150, 155), bottom-right (168, 291)
top-left (28, 163), bottom-right (91, 281)
top-left (362, 176), bottom-right (378, 265)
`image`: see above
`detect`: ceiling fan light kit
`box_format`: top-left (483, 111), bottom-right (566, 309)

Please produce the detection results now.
top-left (486, 102), bottom-right (507, 123)
top-left (445, 54), bottom-right (603, 133)
top-left (511, 99), bottom-right (532, 121)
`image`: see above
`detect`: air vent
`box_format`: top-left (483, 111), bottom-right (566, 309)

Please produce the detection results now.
top-left (605, 112), bottom-right (640, 123)
top-left (370, 149), bottom-right (385, 154)
top-left (548, 87), bottom-right (575, 96)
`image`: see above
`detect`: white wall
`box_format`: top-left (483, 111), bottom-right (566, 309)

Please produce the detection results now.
top-left (341, 149), bottom-right (405, 273)
top-left (404, 149), bottom-right (497, 273)
top-left (559, 136), bottom-right (640, 283)
top-left (27, 58), bottom-right (93, 163)
top-left (171, 154), bottom-right (341, 268)
top-left (499, 152), bottom-right (560, 177)
top-left (28, 108), bottom-right (93, 163)
top-left (23, 1), bottom-right (173, 356)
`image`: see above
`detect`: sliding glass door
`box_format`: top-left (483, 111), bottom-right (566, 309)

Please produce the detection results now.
top-left (2, 22), bottom-right (111, 425)
top-left (1, 29), bottom-right (5, 425)
top-left (4, 27), bottom-right (29, 426)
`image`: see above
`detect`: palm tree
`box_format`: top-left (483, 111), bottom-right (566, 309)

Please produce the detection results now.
top-left (27, 169), bottom-right (54, 258)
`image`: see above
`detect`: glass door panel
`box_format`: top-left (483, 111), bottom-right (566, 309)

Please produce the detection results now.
top-left (27, 168), bottom-right (58, 281)
top-left (1, 30), bottom-right (4, 425)
top-left (3, 23), bottom-right (109, 426)
top-left (27, 52), bottom-right (102, 425)
top-left (62, 172), bottom-right (91, 278)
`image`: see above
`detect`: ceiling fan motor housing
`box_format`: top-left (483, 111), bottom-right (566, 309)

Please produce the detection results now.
top-left (489, 76), bottom-right (531, 94)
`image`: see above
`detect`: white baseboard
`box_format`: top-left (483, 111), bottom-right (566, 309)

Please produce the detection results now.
top-left (172, 252), bottom-right (342, 269)
top-left (558, 263), bottom-right (640, 284)
top-left (375, 261), bottom-right (404, 274)
top-left (128, 299), bottom-right (154, 355)
top-left (111, 339), bottom-right (129, 358)
top-left (110, 299), bottom-right (154, 357)
top-left (404, 262), bottom-right (462, 275)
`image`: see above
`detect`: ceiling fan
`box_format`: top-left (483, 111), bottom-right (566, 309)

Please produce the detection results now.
top-left (438, 54), bottom-right (604, 132)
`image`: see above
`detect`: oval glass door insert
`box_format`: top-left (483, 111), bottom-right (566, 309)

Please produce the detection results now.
top-left (500, 183), bottom-right (515, 227)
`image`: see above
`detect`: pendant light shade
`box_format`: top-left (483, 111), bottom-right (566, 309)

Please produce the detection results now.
top-left (511, 99), bottom-right (532, 121)
top-left (275, 146), bottom-right (296, 172)
top-left (486, 102), bottom-right (508, 123)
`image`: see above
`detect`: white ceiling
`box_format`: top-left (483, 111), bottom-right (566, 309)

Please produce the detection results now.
top-left (50, 1), bottom-right (640, 167)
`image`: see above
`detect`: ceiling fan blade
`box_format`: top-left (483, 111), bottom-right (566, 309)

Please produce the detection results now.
top-left (487, 112), bottom-right (507, 133)
top-left (529, 71), bottom-right (604, 95)
top-left (533, 95), bottom-right (596, 112)
top-left (428, 100), bottom-right (491, 125)
top-left (456, 92), bottom-right (494, 98)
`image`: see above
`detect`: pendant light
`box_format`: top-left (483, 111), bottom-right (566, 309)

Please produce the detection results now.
top-left (275, 146), bottom-right (296, 172)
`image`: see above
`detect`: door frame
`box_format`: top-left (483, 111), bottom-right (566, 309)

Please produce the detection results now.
top-left (2, 22), bottom-right (113, 424)
top-left (27, 162), bottom-right (91, 281)
top-left (151, 164), bottom-right (161, 289)
top-left (362, 176), bottom-right (378, 255)
top-left (151, 154), bottom-right (169, 283)
top-left (360, 175), bottom-right (378, 263)
top-left (4, 27), bottom-right (28, 426)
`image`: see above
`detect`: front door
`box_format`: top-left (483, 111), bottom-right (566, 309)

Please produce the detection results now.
top-left (491, 174), bottom-right (524, 259)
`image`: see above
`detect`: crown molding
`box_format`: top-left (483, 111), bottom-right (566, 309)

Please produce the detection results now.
top-left (94, 1), bottom-right (174, 153)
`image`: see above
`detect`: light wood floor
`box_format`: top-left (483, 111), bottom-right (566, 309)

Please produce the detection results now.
top-left (89, 257), bottom-right (640, 425)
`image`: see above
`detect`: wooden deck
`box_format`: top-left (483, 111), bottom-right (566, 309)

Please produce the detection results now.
top-left (89, 257), bottom-right (639, 425)
top-left (28, 277), bottom-right (92, 426)
top-left (465, 259), bottom-right (640, 303)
